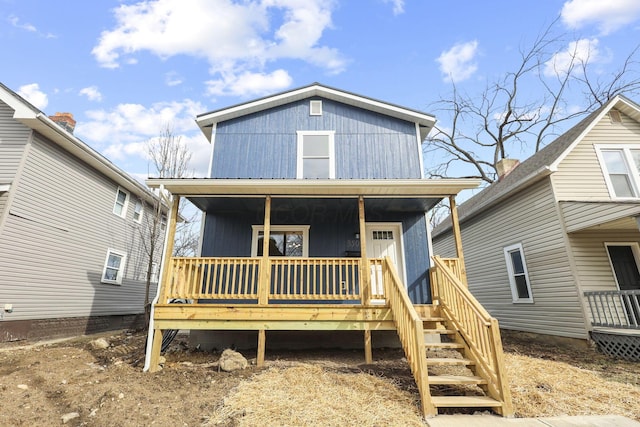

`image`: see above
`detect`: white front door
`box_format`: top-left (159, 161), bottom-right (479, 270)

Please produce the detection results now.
top-left (366, 223), bottom-right (406, 296)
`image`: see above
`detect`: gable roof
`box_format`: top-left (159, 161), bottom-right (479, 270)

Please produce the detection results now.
top-left (432, 95), bottom-right (640, 238)
top-left (196, 83), bottom-right (436, 141)
top-left (0, 82), bottom-right (161, 205)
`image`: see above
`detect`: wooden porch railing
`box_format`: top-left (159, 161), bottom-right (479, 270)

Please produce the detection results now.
top-left (161, 257), bottom-right (372, 303)
top-left (430, 255), bottom-right (513, 416)
top-left (383, 256), bottom-right (435, 417)
top-left (585, 290), bottom-right (640, 329)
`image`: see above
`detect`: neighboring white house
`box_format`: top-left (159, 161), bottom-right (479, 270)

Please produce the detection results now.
top-left (0, 82), bottom-right (165, 342)
top-left (433, 95), bottom-right (640, 360)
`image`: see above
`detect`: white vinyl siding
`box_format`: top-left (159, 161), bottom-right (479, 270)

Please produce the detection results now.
top-left (0, 134), bottom-right (160, 321)
top-left (433, 179), bottom-right (587, 339)
top-left (503, 243), bottom-right (533, 303)
top-left (296, 131), bottom-right (335, 179)
top-left (553, 111), bottom-right (640, 201)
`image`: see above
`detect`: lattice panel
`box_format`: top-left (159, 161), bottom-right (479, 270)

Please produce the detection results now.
top-left (591, 332), bottom-right (640, 361)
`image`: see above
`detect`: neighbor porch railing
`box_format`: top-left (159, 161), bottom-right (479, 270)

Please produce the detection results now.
top-left (430, 255), bottom-right (513, 416)
top-left (160, 256), bottom-right (385, 303)
top-left (584, 290), bottom-right (640, 329)
top-left (382, 256), bottom-right (434, 417)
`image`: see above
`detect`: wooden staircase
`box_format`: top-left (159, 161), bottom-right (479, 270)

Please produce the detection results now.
top-left (418, 306), bottom-right (504, 413)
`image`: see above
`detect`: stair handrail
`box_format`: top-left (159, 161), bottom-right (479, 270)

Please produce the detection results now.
top-left (431, 255), bottom-right (514, 417)
top-left (382, 257), bottom-right (436, 418)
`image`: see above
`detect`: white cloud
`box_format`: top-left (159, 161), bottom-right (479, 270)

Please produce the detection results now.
top-left (8, 15), bottom-right (36, 32)
top-left (92, 0), bottom-right (344, 96)
top-left (165, 71), bottom-right (183, 87)
top-left (206, 69), bottom-right (293, 97)
top-left (383, 0), bottom-right (405, 15)
top-left (544, 38), bottom-right (602, 77)
top-left (436, 40), bottom-right (479, 82)
top-left (79, 86), bottom-right (103, 102)
top-left (75, 99), bottom-right (211, 176)
top-left (561, 0), bottom-right (640, 35)
top-left (17, 83), bottom-right (48, 110)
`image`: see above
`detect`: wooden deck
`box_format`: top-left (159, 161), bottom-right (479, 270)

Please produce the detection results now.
top-left (147, 255), bottom-right (514, 417)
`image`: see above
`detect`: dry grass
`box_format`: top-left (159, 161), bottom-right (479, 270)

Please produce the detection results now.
top-left (205, 362), bottom-right (426, 426)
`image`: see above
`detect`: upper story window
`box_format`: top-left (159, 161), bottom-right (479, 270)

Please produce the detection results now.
top-left (160, 213), bottom-right (167, 231)
top-left (296, 131), bottom-right (335, 179)
top-left (133, 199), bottom-right (144, 223)
top-left (503, 243), bottom-right (533, 303)
top-left (310, 100), bottom-right (322, 116)
top-left (597, 146), bottom-right (640, 199)
top-left (113, 188), bottom-right (129, 218)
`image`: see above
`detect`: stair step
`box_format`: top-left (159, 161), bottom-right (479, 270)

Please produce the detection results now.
top-left (431, 396), bottom-right (502, 408)
top-left (421, 317), bottom-right (446, 323)
top-left (425, 342), bottom-right (464, 349)
top-left (428, 375), bottom-right (487, 385)
top-left (427, 357), bottom-right (475, 366)
top-left (424, 329), bottom-right (456, 335)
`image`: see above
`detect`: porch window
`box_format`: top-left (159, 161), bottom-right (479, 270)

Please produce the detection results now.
top-left (251, 225), bottom-right (310, 257)
top-left (503, 243), bottom-right (533, 303)
top-left (296, 131), bottom-right (335, 179)
top-left (101, 249), bottom-right (127, 285)
top-left (113, 188), bottom-right (129, 218)
top-left (133, 199), bottom-right (143, 223)
top-left (597, 146), bottom-right (640, 199)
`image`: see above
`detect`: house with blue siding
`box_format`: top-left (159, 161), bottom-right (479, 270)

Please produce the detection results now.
top-left (144, 84), bottom-right (515, 417)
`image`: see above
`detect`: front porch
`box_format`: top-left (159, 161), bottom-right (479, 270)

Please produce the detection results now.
top-left (144, 178), bottom-right (512, 417)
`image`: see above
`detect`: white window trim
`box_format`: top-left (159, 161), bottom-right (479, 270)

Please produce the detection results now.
top-left (604, 242), bottom-right (640, 291)
top-left (113, 187), bottom-right (129, 218)
top-left (101, 249), bottom-right (127, 285)
top-left (310, 100), bottom-right (323, 116)
top-left (133, 199), bottom-right (144, 223)
top-left (595, 144), bottom-right (640, 200)
top-left (503, 243), bottom-right (533, 303)
top-left (251, 225), bottom-right (310, 257)
top-left (296, 131), bottom-right (335, 179)
top-left (150, 262), bottom-right (160, 283)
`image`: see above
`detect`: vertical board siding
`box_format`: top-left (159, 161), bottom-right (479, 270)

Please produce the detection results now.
top-left (0, 134), bottom-right (159, 321)
top-left (568, 230), bottom-right (640, 294)
top-left (553, 111), bottom-right (640, 200)
top-left (210, 98), bottom-right (421, 179)
top-left (433, 179), bottom-right (588, 338)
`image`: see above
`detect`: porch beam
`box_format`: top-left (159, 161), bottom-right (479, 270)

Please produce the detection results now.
top-left (358, 196), bottom-right (371, 304)
top-left (153, 319), bottom-right (396, 331)
top-left (449, 195), bottom-right (468, 286)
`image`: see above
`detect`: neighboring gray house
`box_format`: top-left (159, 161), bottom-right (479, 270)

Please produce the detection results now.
top-left (0, 82), bottom-right (165, 342)
top-left (433, 95), bottom-right (640, 360)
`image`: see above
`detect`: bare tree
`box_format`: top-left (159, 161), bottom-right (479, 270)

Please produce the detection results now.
top-left (139, 124), bottom-right (196, 324)
top-left (425, 20), bottom-right (640, 185)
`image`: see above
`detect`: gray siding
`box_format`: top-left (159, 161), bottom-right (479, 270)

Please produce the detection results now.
top-left (433, 179), bottom-right (588, 338)
top-left (0, 133), bottom-right (159, 322)
top-left (553, 111), bottom-right (640, 201)
top-left (567, 230), bottom-right (640, 294)
top-left (0, 100), bottom-right (30, 223)
top-left (211, 98), bottom-right (421, 179)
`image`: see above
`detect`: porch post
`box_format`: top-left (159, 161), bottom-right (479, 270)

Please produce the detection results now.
top-left (358, 196), bottom-right (371, 305)
top-left (448, 195), bottom-right (468, 286)
top-left (149, 195), bottom-right (180, 373)
top-left (257, 196), bottom-right (271, 367)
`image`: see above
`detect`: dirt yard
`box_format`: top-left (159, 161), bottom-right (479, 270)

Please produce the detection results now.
top-left (0, 329), bottom-right (638, 426)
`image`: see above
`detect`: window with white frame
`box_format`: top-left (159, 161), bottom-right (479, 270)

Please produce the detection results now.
top-left (503, 243), bottom-right (533, 303)
top-left (101, 249), bottom-right (127, 285)
top-left (596, 146), bottom-right (640, 199)
top-left (133, 199), bottom-right (144, 223)
top-left (251, 225), bottom-right (310, 257)
top-left (310, 100), bottom-right (322, 116)
top-left (297, 131), bottom-right (335, 179)
top-left (150, 262), bottom-right (159, 283)
top-left (113, 188), bottom-right (129, 217)
top-left (160, 213), bottom-right (167, 231)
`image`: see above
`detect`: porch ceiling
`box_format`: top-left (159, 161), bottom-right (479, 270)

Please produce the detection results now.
top-left (146, 178), bottom-right (480, 198)
top-left (560, 201), bottom-right (640, 233)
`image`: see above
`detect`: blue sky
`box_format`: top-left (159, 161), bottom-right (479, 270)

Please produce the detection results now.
top-left (2, 0), bottom-right (640, 182)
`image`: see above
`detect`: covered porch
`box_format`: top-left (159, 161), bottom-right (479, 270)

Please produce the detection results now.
top-left (143, 178), bottom-right (514, 417)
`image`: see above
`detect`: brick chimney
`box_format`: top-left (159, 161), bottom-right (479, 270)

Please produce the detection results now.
top-left (49, 112), bottom-right (76, 134)
top-left (496, 158), bottom-right (520, 180)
